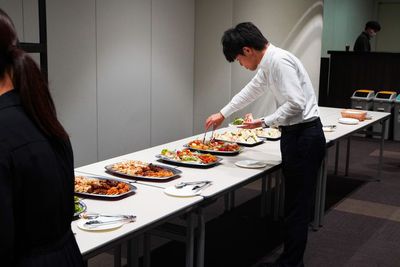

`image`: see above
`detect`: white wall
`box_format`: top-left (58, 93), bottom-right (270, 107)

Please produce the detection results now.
top-left (321, 0), bottom-right (375, 56)
top-left (46, 1), bottom-right (98, 166)
top-left (2, 0), bottom-right (323, 166)
top-left (194, 0), bottom-right (324, 133)
top-left (151, 0), bottom-right (194, 146)
top-left (376, 1), bottom-right (400, 52)
top-left (2, 0), bottom-right (195, 166)
top-left (193, 0), bottom-right (233, 134)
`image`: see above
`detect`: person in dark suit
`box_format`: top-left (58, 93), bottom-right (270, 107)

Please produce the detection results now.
top-left (354, 21), bottom-right (381, 52)
top-left (0, 9), bottom-right (83, 266)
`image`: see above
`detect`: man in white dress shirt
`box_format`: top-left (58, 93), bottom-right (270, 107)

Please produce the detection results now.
top-left (205, 22), bottom-right (326, 267)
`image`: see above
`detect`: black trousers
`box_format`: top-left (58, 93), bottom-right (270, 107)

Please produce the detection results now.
top-left (279, 118), bottom-right (326, 267)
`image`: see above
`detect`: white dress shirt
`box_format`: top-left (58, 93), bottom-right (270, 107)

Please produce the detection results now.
top-left (220, 44), bottom-right (319, 127)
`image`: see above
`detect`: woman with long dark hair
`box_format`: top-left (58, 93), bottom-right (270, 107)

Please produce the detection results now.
top-left (0, 9), bottom-right (83, 266)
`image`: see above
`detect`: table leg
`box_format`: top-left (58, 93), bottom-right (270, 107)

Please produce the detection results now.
top-left (196, 208), bottom-right (205, 267)
top-left (319, 148), bottom-right (329, 226)
top-left (279, 171), bottom-right (285, 218)
top-left (229, 191), bottom-right (235, 210)
top-left (260, 175), bottom-right (266, 216)
top-left (312, 161), bottom-right (323, 231)
top-left (127, 238), bottom-right (139, 267)
top-left (114, 245), bottom-right (121, 267)
top-left (186, 212), bottom-right (195, 267)
top-left (266, 174), bottom-right (272, 215)
top-left (224, 194), bottom-right (230, 212)
top-left (274, 172), bottom-right (281, 221)
top-left (143, 233), bottom-right (151, 267)
top-left (378, 120), bottom-right (386, 181)
top-left (334, 141), bottom-right (340, 175)
top-left (345, 137), bottom-right (351, 176)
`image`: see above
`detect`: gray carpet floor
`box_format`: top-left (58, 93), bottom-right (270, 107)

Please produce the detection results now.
top-left (303, 137), bottom-right (400, 267)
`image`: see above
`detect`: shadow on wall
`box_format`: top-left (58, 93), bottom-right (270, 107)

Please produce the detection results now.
top-left (250, 2), bottom-right (324, 120)
top-left (281, 1), bottom-right (323, 54)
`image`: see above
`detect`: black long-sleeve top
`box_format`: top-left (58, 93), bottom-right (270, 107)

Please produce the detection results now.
top-left (0, 90), bottom-right (81, 266)
top-left (354, 31), bottom-right (371, 52)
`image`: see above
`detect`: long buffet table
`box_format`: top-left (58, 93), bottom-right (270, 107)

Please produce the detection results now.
top-left (73, 106), bottom-right (390, 267)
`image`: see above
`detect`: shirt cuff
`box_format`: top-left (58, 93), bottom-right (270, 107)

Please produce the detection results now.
top-left (220, 105), bottom-right (234, 119)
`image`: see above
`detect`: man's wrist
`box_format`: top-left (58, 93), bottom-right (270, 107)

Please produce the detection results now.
top-left (260, 118), bottom-right (267, 128)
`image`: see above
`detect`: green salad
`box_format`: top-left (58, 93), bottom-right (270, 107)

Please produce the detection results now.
top-left (232, 117), bottom-right (244, 125)
top-left (74, 196), bottom-right (84, 214)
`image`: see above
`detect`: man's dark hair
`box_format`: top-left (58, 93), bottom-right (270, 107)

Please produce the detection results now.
top-left (365, 21), bottom-right (381, 32)
top-left (221, 22), bottom-right (268, 62)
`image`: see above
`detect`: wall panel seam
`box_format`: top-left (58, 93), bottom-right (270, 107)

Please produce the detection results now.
top-left (150, 0), bottom-right (153, 147)
top-left (95, 0), bottom-right (99, 162)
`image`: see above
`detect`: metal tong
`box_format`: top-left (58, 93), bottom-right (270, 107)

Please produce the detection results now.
top-left (202, 126), bottom-right (216, 143)
top-left (84, 215), bottom-right (136, 228)
top-left (175, 180), bottom-right (212, 189)
top-left (191, 181), bottom-right (212, 192)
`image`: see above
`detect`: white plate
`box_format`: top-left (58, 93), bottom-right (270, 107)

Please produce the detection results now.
top-left (338, 117), bottom-right (359, 125)
top-left (235, 160), bottom-right (268, 169)
top-left (228, 123), bottom-right (245, 128)
top-left (77, 219), bottom-right (125, 231)
top-left (322, 126), bottom-right (335, 132)
top-left (164, 185), bottom-right (209, 197)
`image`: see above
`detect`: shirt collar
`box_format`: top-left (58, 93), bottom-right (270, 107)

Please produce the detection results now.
top-left (0, 89), bottom-right (20, 110)
top-left (362, 31), bottom-right (371, 40)
top-left (259, 43), bottom-right (275, 70)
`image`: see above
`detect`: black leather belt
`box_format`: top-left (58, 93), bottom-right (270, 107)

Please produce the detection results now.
top-left (280, 118), bottom-right (320, 133)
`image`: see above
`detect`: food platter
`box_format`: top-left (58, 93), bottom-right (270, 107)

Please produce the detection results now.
top-left (75, 175), bottom-right (136, 198)
top-left (185, 139), bottom-right (242, 155)
top-left (255, 128), bottom-right (281, 141)
top-left (214, 129), bottom-right (264, 147)
top-left (105, 160), bottom-right (182, 180)
top-left (157, 148), bottom-right (222, 167)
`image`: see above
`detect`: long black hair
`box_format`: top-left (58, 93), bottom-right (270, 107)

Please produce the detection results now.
top-left (221, 22), bottom-right (268, 62)
top-left (0, 8), bottom-right (68, 140)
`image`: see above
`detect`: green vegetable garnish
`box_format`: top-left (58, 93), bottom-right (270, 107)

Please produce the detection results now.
top-left (232, 118), bottom-right (244, 125)
top-left (161, 149), bottom-right (169, 155)
top-left (75, 202), bottom-right (83, 213)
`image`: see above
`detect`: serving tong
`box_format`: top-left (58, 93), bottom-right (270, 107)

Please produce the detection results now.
top-left (80, 213), bottom-right (136, 228)
top-left (323, 125), bottom-right (337, 129)
top-left (202, 126), bottom-right (216, 144)
top-left (175, 180), bottom-right (212, 189)
top-left (191, 181), bottom-right (212, 193)
top-left (80, 212), bottom-right (133, 220)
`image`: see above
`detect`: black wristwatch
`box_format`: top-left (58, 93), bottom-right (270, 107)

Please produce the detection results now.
top-left (260, 118), bottom-right (267, 128)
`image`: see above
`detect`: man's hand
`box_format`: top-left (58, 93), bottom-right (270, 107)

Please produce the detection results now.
top-left (240, 118), bottom-right (262, 129)
top-left (205, 112), bottom-right (225, 130)
top-left (244, 113), bottom-right (254, 122)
